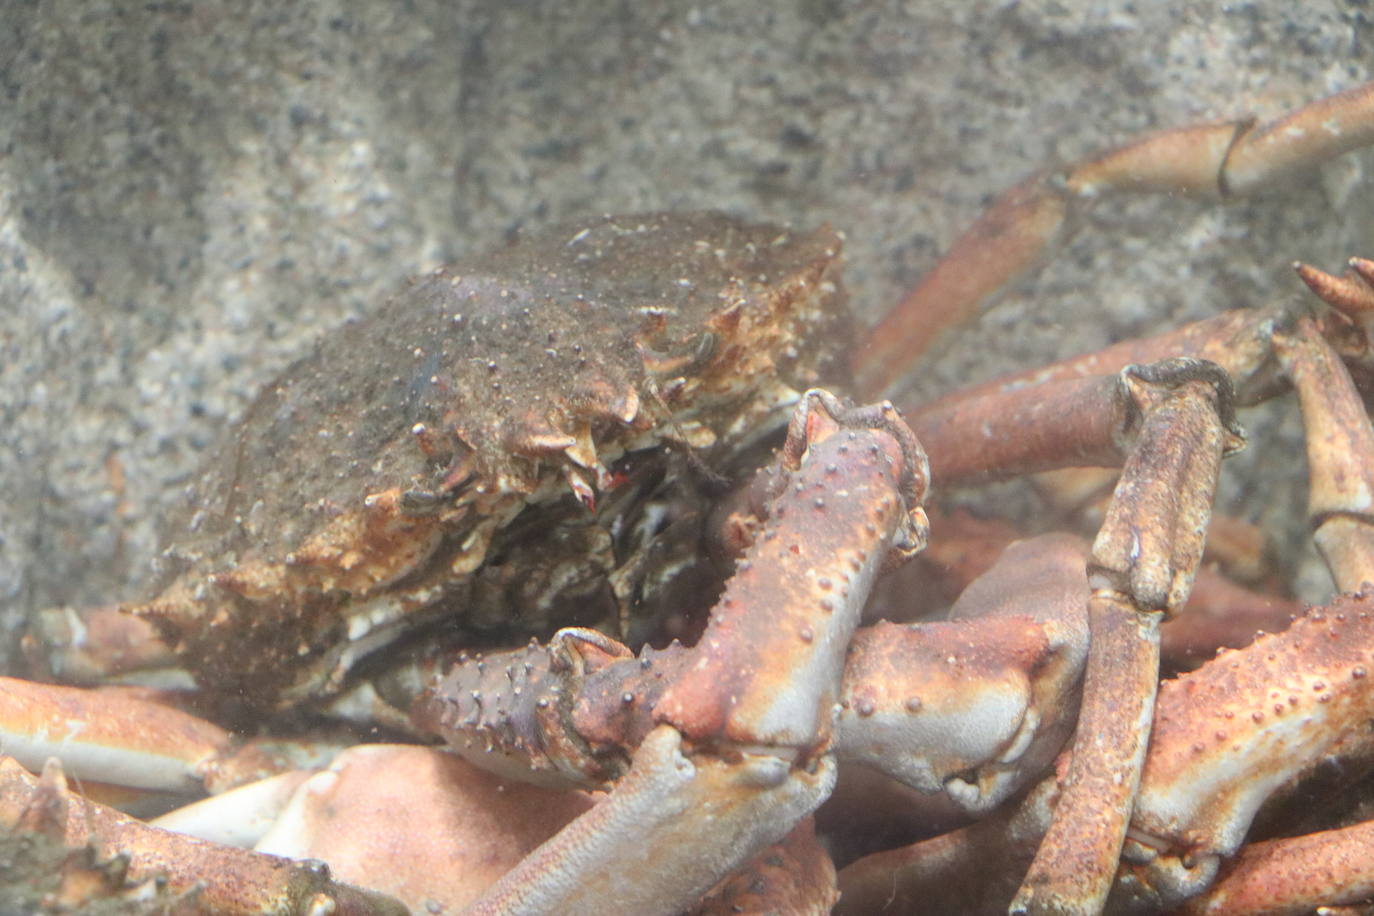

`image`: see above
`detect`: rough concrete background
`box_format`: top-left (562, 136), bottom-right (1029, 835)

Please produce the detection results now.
top-left (2, 1), bottom-right (1370, 669)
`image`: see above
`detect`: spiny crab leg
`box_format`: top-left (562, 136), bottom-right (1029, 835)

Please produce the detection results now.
top-left (147, 744), bottom-right (597, 914)
top-left (421, 532), bottom-right (1092, 838)
top-left (1295, 256), bottom-right (1374, 331)
top-left (904, 285), bottom-right (1374, 489)
top-left (0, 754), bottom-right (407, 914)
top-left (1013, 359), bottom-right (1243, 916)
top-left (837, 594), bottom-right (1374, 913)
top-left (1175, 818), bottom-right (1374, 916)
top-left (838, 270), bottom-right (1374, 913)
top-left (857, 79), bottom-right (1374, 396)
top-left (1118, 588), bottom-right (1374, 910)
top-left (443, 389), bottom-right (929, 916)
top-left (1110, 289), bottom-right (1374, 910)
top-left (910, 323), bottom-right (1256, 486)
top-left (836, 532), bottom-right (1090, 814)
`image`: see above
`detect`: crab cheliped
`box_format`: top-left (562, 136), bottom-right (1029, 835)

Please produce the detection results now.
top-left (4, 81), bottom-right (1374, 915)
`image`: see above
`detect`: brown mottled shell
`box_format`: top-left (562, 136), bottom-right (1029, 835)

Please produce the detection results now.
top-left (136, 212), bottom-right (851, 711)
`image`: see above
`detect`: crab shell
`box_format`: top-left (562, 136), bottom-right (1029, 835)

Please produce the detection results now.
top-left (129, 212), bottom-right (853, 713)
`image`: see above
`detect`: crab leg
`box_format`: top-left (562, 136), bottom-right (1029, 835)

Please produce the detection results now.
top-left (902, 293), bottom-right (1374, 490)
top-left (838, 591), bottom-right (1374, 913)
top-left (0, 678), bottom-right (232, 795)
top-left (914, 373), bottom-right (1130, 486)
top-left (1105, 285), bottom-right (1374, 910)
top-left (1175, 818), bottom-right (1374, 916)
top-left (1013, 359), bottom-right (1240, 916)
top-left (422, 532), bottom-right (1095, 840)
top-left (1275, 296), bottom-right (1374, 594)
top-left (836, 533), bottom-right (1089, 814)
top-left (838, 286), bottom-right (1374, 912)
top-left (1117, 589), bottom-right (1374, 909)
top-left (0, 676), bottom-right (356, 822)
top-left (150, 744), bottom-right (595, 914)
top-left (913, 336), bottom-right (1250, 488)
top-left (857, 80), bottom-right (1374, 396)
top-left (905, 305), bottom-right (1289, 433)
top-left (0, 754), bottom-right (406, 915)
top-left (452, 390), bottom-right (929, 916)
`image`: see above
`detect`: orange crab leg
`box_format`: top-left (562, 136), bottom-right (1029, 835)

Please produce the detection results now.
top-left (1108, 289), bottom-right (1374, 910)
top-left (1274, 308), bottom-right (1374, 595)
top-left (913, 373), bottom-right (1127, 485)
top-left (1176, 818), bottom-right (1374, 916)
top-left (422, 534), bottom-right (1094, 821)
top-left (1013, 360), bottom-right (1241, 916)
top-left (0, 677), bottom-right (336, 815)
top-left (838, 597), bottom-right (1374, 912)
top-left (151, 745), bottom-right (594, 914)
top-left (905, 304), bottom-right (1288, 469)
top-left (910, 314), bottom-right (1265, 485)
top-left (0, 755), bottom-right (406, 915)
top-left (837, 533), bottom-right (1089, 814)
top-left (857, 79), bottom-right (1374, 397)
top-left (651, 392), bottom-right (929, 749)
top-left (1119, 591), bottom-right (1374, 909)
top-left (0, 677), bottom-right (232, 794)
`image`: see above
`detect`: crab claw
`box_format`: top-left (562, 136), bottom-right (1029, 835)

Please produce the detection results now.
top-left (444, 389), bottom-right (931, 915)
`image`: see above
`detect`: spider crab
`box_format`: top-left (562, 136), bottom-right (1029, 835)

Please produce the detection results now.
top-left (4, 81), bottom-right (1374, 914)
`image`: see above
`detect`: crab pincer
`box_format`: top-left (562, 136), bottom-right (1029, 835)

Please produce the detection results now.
top-left (418, 389), bottom-right (929, 916)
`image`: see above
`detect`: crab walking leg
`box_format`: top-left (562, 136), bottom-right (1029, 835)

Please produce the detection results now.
top-left (457, 390), bottom-right (930, 916)
top-left (0, 677), bottom-right (294, 799)
top-left (903, 290), bottom-right (1374, 486)
top-left (838, 596), bottom-right (1374, 913)
top-left (0, 677), bottom-right (231, 793)
top-left (904, 305), bottom-right (1288, 436)
top-left (837, 533), bottom-right (1090, 814)
top-left (1175, 819), bottom-right (1374, 916)
top-left (1012, 360), bottom-right (1241, 916)
top-left (0, 755), bottom-right (407, 915)
top-left (912, 373), bottom-right (1128, 486)
top-left (911, 343), bottom-right (1252, 488)
top-left (425, 536), bottom-right (1094, 819)
top-left (461, 726), bottom-right (836, 916)
top-left (1297, 255), bottom-right (1374, 344)
top-left (857, 79), bottom-right (1374, 396)
top-left (1118, 590), bottom-right (1374, 909)
top-left (1272, 315), bottom-right (1374, 594)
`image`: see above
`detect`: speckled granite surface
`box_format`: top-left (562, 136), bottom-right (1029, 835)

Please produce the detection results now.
top-left (2, 1), bottom-right (1370, 664)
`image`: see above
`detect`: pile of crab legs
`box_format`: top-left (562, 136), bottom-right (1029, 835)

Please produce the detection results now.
top-left (2, 81), bottom-right (1374, 915)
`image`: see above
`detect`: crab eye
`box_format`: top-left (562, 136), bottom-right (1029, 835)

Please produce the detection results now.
top-left (641, 331), bottom-right (717, 378)
top-left (399, 488), bottom-right (445, 514)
